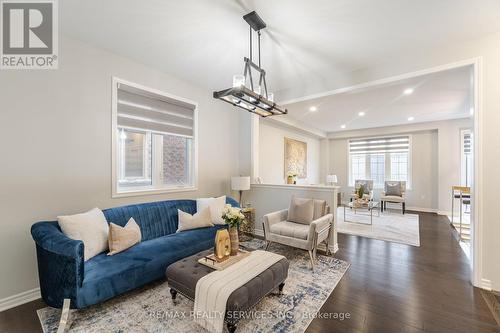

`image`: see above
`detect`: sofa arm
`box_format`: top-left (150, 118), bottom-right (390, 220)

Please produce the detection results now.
top-left (263, 209), bottom-right (288, 238)
top-left (31, 221), bottom-right (84, 308)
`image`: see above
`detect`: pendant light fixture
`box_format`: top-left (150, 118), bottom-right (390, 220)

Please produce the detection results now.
top-left (213, 11), bottom-right (287, 117)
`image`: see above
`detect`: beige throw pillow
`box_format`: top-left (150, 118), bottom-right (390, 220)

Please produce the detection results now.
top-left (108, 218), bottom-right (142, 256)
top-left (287, 197), bottom-right (314, 225)
top-left (177, 207), bottom-right (214, 232)
top-left (313, 199), bottom-right (327, 220)
top-left (58, 208), bottom-right (109, 261)
top-left (196, 196), bottom-right (226, 225)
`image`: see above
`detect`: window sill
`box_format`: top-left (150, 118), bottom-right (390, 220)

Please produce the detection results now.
top-left (112, 186), bottom-right (198, 198)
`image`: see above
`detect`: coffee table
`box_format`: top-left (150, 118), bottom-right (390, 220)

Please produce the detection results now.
top-left (165, 248), bottom-right (289, 333)
top-left (343, 201), bottom-right (380, 225)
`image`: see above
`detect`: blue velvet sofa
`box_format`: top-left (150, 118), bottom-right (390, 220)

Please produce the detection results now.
top-left (31, 197), bottom-right (238, 309)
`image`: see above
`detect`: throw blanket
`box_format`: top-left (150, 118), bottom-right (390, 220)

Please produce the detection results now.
top-left (194, 250), bottom-right (285, 333)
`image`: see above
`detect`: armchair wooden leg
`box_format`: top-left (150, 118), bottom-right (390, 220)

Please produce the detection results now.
top-left (265, 241), bottom-right (271, 251)
top-left (308, 250), bottom-right (315, 271)
top-left (402, 202), bottom-right (406, 214)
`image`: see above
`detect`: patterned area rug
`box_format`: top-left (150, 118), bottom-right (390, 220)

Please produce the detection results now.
top-left (338, 206), bottom-right (420, 246)
top-left (37, 239), bottom-right (349, 333)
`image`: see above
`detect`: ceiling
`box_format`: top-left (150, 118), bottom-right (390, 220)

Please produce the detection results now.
top-left (61, 0), bottom-right (500, 101)
top-left (283, 65), bottom-right (473, 133)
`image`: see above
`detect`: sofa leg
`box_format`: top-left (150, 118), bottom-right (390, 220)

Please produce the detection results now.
top-left (56, 298), bottom-right (71, 333)
top-left (308, 250), bottom-right (315, 271)
top-left (227, 322), bottom-right (237, 333)
top-left (278, 282), bottom-right (285, 294)
top-left (381, 201), bottom-right (383, 212)
top-left (169, 288), bottom-right (177, 301)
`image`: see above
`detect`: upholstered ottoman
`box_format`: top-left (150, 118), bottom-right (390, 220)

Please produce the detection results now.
top-left (166, 249), bottom-right (289, 333)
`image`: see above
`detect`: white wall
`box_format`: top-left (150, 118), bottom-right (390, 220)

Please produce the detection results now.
top-left (328, 129), bottom-right (438, 210)
top-left (327, 119), bottom-right (472, 212)
top-left (258, 120), bottom-right (321, 184)
top-left (0, 37), bottom-right (240, 301)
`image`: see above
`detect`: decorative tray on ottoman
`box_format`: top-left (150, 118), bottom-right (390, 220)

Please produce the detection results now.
top-left (198, 249), bottom-right (251, 271)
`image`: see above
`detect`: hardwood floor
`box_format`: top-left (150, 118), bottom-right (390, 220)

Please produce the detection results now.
top-left (307, 212), bottom-right (499, 333)
top-left (1, 212), bottom-right (498, 332)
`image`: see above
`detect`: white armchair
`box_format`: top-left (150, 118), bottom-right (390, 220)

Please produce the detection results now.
top-left (380, 181), bottom-right (407, 214)
top-left (348, 179), bottom-right (374, 202)
top-left (263, 197), bottom-right (332, 270)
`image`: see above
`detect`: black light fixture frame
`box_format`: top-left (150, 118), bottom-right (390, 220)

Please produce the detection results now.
top-left (213, 11), bottom-right (287, 117)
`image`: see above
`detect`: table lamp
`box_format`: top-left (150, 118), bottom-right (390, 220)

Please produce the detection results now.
top-left (326, 174), bottom-right (338, 186)
top-left (231, 176), bottom-right (251, 205)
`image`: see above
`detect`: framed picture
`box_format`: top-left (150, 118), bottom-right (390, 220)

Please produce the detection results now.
top-left (284, 137), bottom-right (307, 179)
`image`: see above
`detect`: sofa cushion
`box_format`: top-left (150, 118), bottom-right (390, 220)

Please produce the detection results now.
top-left (287, 197), bottom-right (314, 225)
top-left (270, 221), bottom-right (309, 240)
top-left (313, 199), bottom-right (327, 220)
top-left (79, 225), bottom-right (226, 308)
top-left (108, 218), bottom-right (141, 256)
top-left (58, 208), bottom-right (109, 261)
top-left (385, 182), bottom-right (402, 196)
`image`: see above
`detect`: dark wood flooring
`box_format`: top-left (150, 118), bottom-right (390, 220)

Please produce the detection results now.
top-left (1, 212), bottom-right (498, 332)
top-left (307, 211), bottom-right (499, 333)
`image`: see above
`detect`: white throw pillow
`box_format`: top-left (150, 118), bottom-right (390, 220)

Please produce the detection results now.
top-left (196, 195), bottom-right (226, 225)
top-left (177, 208), bottom-right (214, 232)
top-left (58, 208), bottom-right (109, 261)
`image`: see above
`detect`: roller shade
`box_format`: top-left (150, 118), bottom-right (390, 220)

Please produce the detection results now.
top-left (349, 136), bottom-right (409, 154)
top-left (117, 84), bottom-right (195, 137)
top-left (463, 132), bottom-right (471, 155)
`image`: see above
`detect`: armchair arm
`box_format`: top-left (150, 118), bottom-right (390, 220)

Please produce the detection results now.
top-left (308, 213), bottom-right (333, 241)
top-left (263, 209), bottom-right (288, 239)
top-left (31, 221), bottom-right (84, 308)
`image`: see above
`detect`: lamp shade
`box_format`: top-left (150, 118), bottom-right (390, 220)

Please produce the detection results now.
top-left (326, 175), bottom-right (338, 184)
top-left (231, 176), bottom-right (251, 191)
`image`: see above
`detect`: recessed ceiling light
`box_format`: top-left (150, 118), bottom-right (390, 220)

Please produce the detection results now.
top-left (408, 116), bottom-right (415, 121)
top-left (309, 106), bottom-right (318, 112)
top-left (358, 111), bottom-right (366, 117)
top-left (340, 124), bottom-right (346, 129)
top-left (404, 88), bottom-right (414, 95)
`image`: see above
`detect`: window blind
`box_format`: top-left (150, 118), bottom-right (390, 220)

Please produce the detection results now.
top-left (117, 84), bottom-right (195, 138)
top-left (463, 132), bottom-right (471, 155)
top-left (349, 136), bottom-right (410, 154)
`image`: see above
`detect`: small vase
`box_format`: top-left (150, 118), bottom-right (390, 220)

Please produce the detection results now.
top-left (229, 226), bottom-right (239, 256)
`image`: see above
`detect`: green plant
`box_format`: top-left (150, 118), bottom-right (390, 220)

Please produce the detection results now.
top-left (357, 186), bottom-right (364, 200)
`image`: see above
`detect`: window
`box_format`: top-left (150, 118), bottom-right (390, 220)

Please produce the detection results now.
top-left (461, 130), bottom-right (473, 187)
top-left (370, 154), bottom-right (385, 186)
top-left (112, 78), bottom-right (197, 196)
top-left (351, 155), bottom-right (366, 181)
top-left (390, 153), bottom-right (408, 182)
top-left (349, 136), bottom-right (411, 188)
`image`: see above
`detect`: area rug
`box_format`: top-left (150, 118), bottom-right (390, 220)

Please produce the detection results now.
top-left (337, 207), bottom-right (420, 246)
top-left (37, 239), bottom-right (349, 333)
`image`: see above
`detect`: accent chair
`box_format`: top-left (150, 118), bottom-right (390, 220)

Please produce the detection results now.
top-left (380, 181), bottom-right (407, 214)
top-left (349, 179), bottom-right (374, 202)
top-left (263, 197), bottom-right (332, 270)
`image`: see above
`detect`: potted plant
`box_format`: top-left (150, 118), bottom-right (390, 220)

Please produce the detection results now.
top-left (221, 204), bottom-right (246, 255)
top-left (286, 172), bottom-right (298, 184)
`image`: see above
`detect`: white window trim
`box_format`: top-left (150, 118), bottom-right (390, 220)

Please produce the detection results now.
top-left (346, 134), bottom-right (413, 190)
top-left (111, 77), bottom-right (198, 198)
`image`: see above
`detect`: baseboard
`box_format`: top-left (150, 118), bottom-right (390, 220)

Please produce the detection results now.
top-left (0, 288), bottom-right (40, 312)
top-left (406, 206), bottom-right (438, 213)
top-left (481, 279), bottom-right (493, 291)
